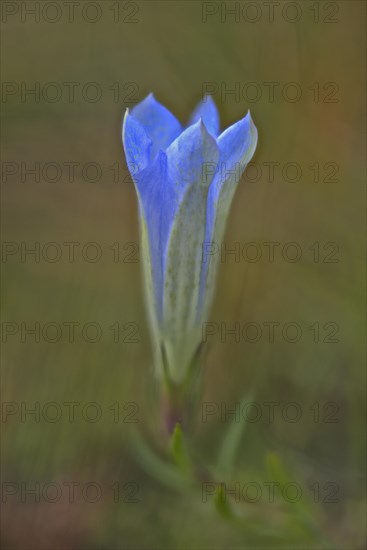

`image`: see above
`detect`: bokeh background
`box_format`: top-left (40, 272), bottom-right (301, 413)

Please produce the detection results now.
top-left (1, 1), bottom-right (366, 548)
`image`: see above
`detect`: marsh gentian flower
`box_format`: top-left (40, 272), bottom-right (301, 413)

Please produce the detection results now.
top-left (122, 94), bottom-right (257, 385)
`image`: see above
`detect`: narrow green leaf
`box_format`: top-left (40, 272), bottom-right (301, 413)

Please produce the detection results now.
top-left (265, 451), bottom-right (290, 486)
top-left (214, 484), bottom-right (235, 520)
top-left (170, 422), bottom-right (191, 474)
top-left (129, 427), bottom-right (187, 491)
top-left (217, 394), bottom-right (253, 475)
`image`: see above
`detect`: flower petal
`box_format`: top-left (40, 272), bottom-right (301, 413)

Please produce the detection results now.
top-left (162, 120), bottom-right (219, 382)
top-left (130, 93), bottom-right (182, 159)
top-left (125, 120), bottom-right (215, 308)
top-left (128, 150), bottom-right (168, 324)
top-left (198, 111), bottom-right (258, 318)
top-left (188, 95), bottom-right (220, 137)
top-left (218, 110), bottom-right (258, 169)
top-left (122, 109), bottom-right (153, 172)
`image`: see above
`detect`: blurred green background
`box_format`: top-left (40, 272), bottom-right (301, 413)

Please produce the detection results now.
top-left (1, 1), bottom-right (366, 548)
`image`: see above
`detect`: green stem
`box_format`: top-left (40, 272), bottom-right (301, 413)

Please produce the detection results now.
top-left (159, 341), bottom-right (208, 434)
top-left (161, 383), bottom-right (186, 433)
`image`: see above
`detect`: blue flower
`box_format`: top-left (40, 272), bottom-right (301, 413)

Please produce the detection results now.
top-left (122, 94), bottom-right (258, 384)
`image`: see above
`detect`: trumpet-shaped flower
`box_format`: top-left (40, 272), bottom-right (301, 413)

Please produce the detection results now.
top-left (122, 94), bottom-right (258, 384)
